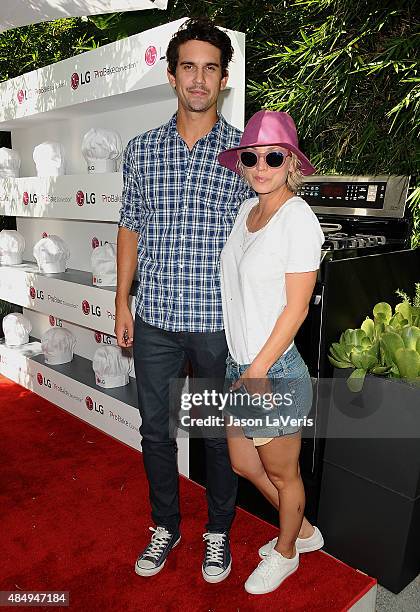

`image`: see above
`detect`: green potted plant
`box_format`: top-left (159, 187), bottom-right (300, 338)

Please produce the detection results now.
top-left (327, 283), bottom-right (420, 391)
top-left (318, 284), bottom-right (420, 593)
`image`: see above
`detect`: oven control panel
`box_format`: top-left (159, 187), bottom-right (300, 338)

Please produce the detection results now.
top-left (297, 181), bottom-right (386, 208)
top-left (298, 175), bottom-right (409, 218)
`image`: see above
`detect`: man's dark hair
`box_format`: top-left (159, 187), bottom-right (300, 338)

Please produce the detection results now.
top-left (166, 18), bottom-right (234, 78)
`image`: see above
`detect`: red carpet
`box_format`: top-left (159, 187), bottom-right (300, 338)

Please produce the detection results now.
top-left (0, 374), bottom-right (375, 611)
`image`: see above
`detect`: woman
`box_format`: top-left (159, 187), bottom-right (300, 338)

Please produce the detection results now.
top-left (218, 110), bottom-right (325, 595)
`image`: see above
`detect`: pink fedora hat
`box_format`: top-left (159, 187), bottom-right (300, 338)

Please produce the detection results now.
top-left (218, 110), bottom-right (316, 175)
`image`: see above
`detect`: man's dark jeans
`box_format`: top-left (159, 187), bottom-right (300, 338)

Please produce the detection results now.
top-left (133, 316), bottom-right (237, 537)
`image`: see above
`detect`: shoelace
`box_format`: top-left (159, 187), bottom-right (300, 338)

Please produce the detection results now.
top-left (203, 532), bottom-right (226, 564)
top-left (143, 526), bottom-right (172, 561)
top-left (254, 553), bottom-right (279, 579)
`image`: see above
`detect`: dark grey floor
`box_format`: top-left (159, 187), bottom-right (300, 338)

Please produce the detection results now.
top-left (376, 575), bottom-right (419, 611)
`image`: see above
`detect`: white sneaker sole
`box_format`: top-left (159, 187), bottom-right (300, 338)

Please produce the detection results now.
top-left (245, 563), bottom-right (299, 595)
top-left (135, 536), bottom-right (181, 577)
top-left (202, 559), bottom-right (232, 584)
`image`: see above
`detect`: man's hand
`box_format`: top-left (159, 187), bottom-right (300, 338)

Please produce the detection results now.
top-left (115, 302), bottom-right (134, 348)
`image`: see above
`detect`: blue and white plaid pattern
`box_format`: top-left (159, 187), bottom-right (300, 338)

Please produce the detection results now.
top-left (119, 113), bottom-right (252, 332)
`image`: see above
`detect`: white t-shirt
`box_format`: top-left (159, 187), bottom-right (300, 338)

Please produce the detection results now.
top-left (220, 196), bottom-right (324, 364)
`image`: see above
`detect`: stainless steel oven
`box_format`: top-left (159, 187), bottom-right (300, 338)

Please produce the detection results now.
top-left (294, 174), bottom-right (413, 521)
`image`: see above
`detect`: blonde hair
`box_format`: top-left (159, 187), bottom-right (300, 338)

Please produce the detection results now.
top-left (286, 153), bottom-right (304, 193)
top-left (237, 151), bottom-right (304, 194)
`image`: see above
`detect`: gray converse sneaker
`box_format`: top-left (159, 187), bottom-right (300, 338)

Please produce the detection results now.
top-left (202, 532), bottom-right (232, 583)
top-left (258, 526), bottom-right (324, 558)
top-left (135, 526), bottom-right (181, 577)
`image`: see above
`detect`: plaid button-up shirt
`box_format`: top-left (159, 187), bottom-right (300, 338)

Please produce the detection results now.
top-left (119, 113), bottom-right (252, 332)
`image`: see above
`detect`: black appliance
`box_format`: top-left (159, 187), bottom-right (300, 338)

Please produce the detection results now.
top-left (294, 175), bottom-right (413, 521)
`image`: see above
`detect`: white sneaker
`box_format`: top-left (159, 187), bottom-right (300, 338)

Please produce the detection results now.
top-left (258, 526), bottom-right (324, 558)
top-left (245, 549), bottom-right (299, 595)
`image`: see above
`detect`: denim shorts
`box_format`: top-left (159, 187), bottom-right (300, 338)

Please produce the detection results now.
top-left (224, 344), bottom-right (313, 440)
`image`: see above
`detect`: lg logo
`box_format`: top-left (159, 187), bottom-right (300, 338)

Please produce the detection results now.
top-left (82, 300), bottom-right (101, 317)
top-left (91, 237), bottom-right (109, 249)
top-left (94, 331), bottom-right (112, 345)
top-left (71, 71), bottom-right (90, 90)
top-left (145, 46), bottom-right (157, 66)
top-left (37, 373), bottom-right (51, 388)
top-left (76, 191), bottom-right (95, 206)
top-left (85, 396), bottom-right (104, 414)
top-left (17, 89), bottom-right (27, 103)
top-left (30, 287), bottom-right (44, 300)
top-left (23, 192), bottom-right (37, 205)
top-left (49, 315), bottom-right (62, 327)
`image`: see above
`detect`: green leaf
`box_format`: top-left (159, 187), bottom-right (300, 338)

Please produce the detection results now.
top-left (343, 328), bottom-right (366, 347)
top-left (347, 369), bottom-right (367, 393)
top-left (395, 301), bottom-right (412, 324)
top-left (361, 317), bottom-right (374, 340)
top-left (360, 352), bottom-right (378, 370)
top-left (400, 325), bottom-right (420, 350)
top-left (381, 331), bottom-right (405, 363)
top-left (371, 366), bottom-right (391, 375)
top-left (361, 336), bottom-right (372, 348)
top-left (373, 302), bottom-right (392, 323)
top-left (394, 348), bottom-right (420, 379)
top-left (329, 355), bottom-right (352, 369)
top-left (388, 312), bottom-right (405, 328)
top-left (331, 342), bottom-right (350, 361)
top-left (411, 307), bottom-right (420, 327)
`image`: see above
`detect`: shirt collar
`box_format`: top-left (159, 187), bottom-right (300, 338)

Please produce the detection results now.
top-left (167, 112), bottom-right (226, 146)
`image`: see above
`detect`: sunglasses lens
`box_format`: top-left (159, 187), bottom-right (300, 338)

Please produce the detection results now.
top-left (266, 151), bottom-right (285, 167)
top-left (240, 151), bottom-right (258, 167)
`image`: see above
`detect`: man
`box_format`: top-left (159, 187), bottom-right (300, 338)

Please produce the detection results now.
top-left (115, 18), bottom-right (252, 583)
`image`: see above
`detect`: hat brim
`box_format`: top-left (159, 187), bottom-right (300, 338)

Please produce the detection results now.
top-left (218, 142), bottom-right (316, 176)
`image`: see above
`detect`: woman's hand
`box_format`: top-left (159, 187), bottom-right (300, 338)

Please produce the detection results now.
top-left (230, 363), bottom-right (272, 397)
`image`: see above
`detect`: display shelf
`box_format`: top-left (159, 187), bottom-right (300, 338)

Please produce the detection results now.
top-left (22, 308), bottom-right (125, 368)
top-left (31, 349), bottom-right (138, 407)
top-left (0, 172), bottom-right (122, 220)
top-left (0, 262), bottom-right (137, 336)
top-left (16, 218), bottom-right (120, 275)
top-left (0, 20), bottom-right (184, 127)
top-left (0, 337), bottom-right (189, 476)
top-left (0, 85), bottom-right (176, 130)
top-left (0, 18), bottom-right (244, 130)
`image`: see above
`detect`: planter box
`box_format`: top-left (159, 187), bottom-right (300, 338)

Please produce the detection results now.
top-left (319, 462), bottom-right (420, 594)
top-left (323, 369), bottom-right (420, 497)
top-left (318, 369), bottom-right (420, 593)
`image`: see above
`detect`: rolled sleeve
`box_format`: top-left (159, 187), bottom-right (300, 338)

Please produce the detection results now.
top-left (118, 139), bottom-right (142, 233)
